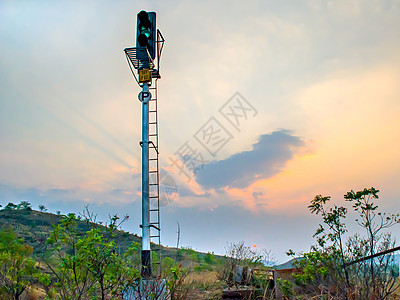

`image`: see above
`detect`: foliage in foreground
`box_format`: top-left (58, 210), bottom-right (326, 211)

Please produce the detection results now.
top-left (45, 213), bottom-right (141, 299)
top-left (287, 187), bottom-right (400, 299)
top-left (0, 228), bottom-right (39, 299)
top-left (0, 204), bottom-right (223, 300)
top-left (2, 187), bottom-right (399, 300)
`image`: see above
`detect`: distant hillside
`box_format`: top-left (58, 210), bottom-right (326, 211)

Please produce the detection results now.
top-left (0, 207), bottom-right (225, 270)
top-left (274, 255), bottom-right (400, 271)
top-left (274, 257), bottom-right (303, 270)
top-left (0, 208), bottom-right (176, 259)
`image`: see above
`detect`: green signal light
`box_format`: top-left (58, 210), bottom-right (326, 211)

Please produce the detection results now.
top-left (136, 10), bottom-right (156, 59)
top-left (140, 29), bottom-right (151, 38)
top-left (137, 11), bottom-right (151, 46)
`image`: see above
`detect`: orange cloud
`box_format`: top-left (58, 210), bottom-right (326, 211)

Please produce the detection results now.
top-left (209, 65), bottom-right (400, 215)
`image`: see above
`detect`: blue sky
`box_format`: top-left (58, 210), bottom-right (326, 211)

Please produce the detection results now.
top-left (1, 0), bottom-right (400, 262)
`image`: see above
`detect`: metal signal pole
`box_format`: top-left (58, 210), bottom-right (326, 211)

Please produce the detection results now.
top-left (139, 83), bottom-right (151, 277)
top-left (124, 10), bottom-right (165, 281)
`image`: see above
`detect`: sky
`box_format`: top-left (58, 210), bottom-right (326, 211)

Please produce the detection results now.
top-left (1, 0), bottom-right (400, 262)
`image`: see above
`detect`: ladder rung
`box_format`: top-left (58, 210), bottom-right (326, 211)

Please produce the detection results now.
top-left (150, 209), bottom-right (159, 212)
top-left (149, 110), bottom-right (157, 113)
top-left (149, 122), bottom-right (157, 125)
top-left (149, 134), bottom-right (157, 136)
top-left (149, 196), bottom-right (159, 198)
top-left (149, 158), bottom-right (158, 161)
top-left (149, 183), bottom-right (158, 185)
top-left (150, 235), bottom-right (160, 238)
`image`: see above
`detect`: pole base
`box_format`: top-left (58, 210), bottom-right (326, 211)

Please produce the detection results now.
top-left (141, 250), bottom-right (152, 278)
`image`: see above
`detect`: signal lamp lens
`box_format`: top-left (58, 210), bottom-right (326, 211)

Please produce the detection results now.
top-left (138, 11), bottom-right (149, 22)
top-left (140, 29), bottom-right (151, 38)
top-left (138, 34), bottom-right (149, 46)
top-left (139, 20), bottom-right (151, 31)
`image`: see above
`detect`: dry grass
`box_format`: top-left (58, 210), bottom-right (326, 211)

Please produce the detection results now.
top-left (184, 271), bottom-right (225, 300)
top-left (390, 278), bottom-right (400, 299)
top-left (23, 286), bottom-right (46, 300)
top-left (185, 270), bottom-right (218, 284)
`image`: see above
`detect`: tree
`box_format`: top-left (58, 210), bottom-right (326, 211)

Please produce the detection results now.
top-left (308, 194), bottom-right (351, 295)
top-left (165, 264), bottom-right (190, 300)
top-left (4, 202), bottom-right (17, 210)
top-left (17, 201), bottom-right (32, 210)
top-left (38, 204), bottom-right (47, 212)
top-left (46, 213), bottom-right (94, 299)
top-left (161, 257), bottom-right (175, 275)
top-left (291, 187), bottom-right (400, 299)
top-left (218, 242), bottom-right (266, 286)
top-left (46, 213), bottom-right (140, 299)
top-left (77, 215), bottom-right (139, 299)
top-left (0, 228), bottom-right (39, 299)
top-left (203, 252), bottom-right (215, 265)
top-left (344, 187), bottom-right (400, 299)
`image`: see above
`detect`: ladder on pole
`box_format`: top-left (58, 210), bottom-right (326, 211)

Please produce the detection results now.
top-left (124, 28), bottom-right (165, 279)
top-left (148, 79), bottom-right (162, 276)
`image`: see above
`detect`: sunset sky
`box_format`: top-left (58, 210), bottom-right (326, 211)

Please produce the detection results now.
top-left (1, 0), bottom-right (400, 262)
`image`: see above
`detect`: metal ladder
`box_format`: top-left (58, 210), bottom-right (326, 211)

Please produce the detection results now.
top-left (148, 79), bottom-right (162, 276)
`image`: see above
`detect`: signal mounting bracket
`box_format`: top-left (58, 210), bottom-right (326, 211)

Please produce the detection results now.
top-left (124, 30), bottom-right (165, 86)
top-left (124, 46), bottom-right (155, 81)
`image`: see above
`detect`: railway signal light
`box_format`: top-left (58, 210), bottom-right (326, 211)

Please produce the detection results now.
top-left (136, 10), bottom-right (156, 60)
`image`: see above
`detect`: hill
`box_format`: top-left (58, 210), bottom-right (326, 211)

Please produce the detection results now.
top-left (0, 207), bottom-right (179, 260)
top-left (0, 206), bottom-right (229, 299)
top-left (274, 257), bottom-right (303, 270)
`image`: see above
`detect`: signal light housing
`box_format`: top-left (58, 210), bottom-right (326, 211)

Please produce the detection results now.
top-left (136, 10), bottom-right (156, 60)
